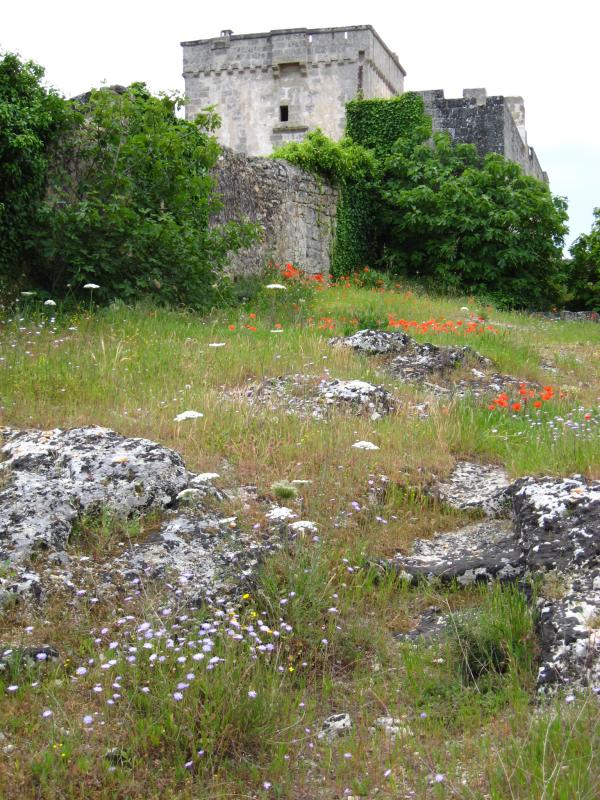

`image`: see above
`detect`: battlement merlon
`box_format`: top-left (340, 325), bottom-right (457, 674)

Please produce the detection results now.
top-left (181, 25), bottom-right (406, 79)
top-left (182, 25), bottom-right (406, 156)
top-left (415, 89), bottom-right (547, 184)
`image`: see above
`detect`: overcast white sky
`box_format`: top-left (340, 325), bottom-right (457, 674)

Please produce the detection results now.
top-left (3, 0), bottom-right (598, 245)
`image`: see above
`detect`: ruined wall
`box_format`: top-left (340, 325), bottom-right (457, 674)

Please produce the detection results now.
top-left (182, 26), bottom-right (406, 156)
top-left (211, 148), bottom-right (337, 275)
top-left (415, 89), bottom-right (547, 183)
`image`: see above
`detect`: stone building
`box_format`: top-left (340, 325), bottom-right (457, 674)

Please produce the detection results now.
top-left (182, 25), bottom-right (547, 182)
top-left (415, 89), bottom-right (547, 183)
top-left (182, 25), bottom-right (406, 156)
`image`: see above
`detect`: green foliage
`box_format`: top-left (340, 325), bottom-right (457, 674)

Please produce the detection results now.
top-left (334, 94), bottom-right (432, 277)
top-left (274, 92), bottom-right (569, 308)
top-left (273, 128), bottom-right (380, 277)
top-left (452, 584), bottom-right (537, 685)
top-left (272, 128), bottom-right (375, 186)
top-left (380, 132), bottom-right (569, 308)
top-left (568, 207), bottom-right (600, 311)
top-left (345, 92), bottom-right (431, 156)
top-left (0, 51), bottom-right (69, 294)
top-left (30, 84), bottom-right (256, 309)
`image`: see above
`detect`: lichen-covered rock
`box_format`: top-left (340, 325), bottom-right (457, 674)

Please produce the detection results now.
top-left (536, 571), bottom-right (600, 689)
top-left (329, 329), bottom-right (411, 355)
top-left (317, 379), bottom-right (394, 416)
top-left (433, 461), bottom-right (512, 517)
top-left (317, 712), bottom-right (353, 741)
top-left (111, 514), bottom-right (282, 603)
top-left (230, 372), bottom-right (395, 420)
top-left (328, 329), bottom-right (530, 396)
top-left (389, 342), bottom-right (490, 383)
top-left (0, 426), bottom-right (190, 564)
top-left (371, 716), bottom-right (413, 740)
top-left (390, 475), bottom-right (600, 689)
top-left (393, 520), bottom-right (520, 585)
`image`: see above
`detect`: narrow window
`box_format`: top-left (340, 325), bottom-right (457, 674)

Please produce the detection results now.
top-left (280, 105), bottom-right (289, 122)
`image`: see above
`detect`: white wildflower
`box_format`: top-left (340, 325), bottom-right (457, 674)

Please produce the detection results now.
top-left (351, 440), bottom-right (380, 450)
top-left (173, 410), bottom-right (204, 422)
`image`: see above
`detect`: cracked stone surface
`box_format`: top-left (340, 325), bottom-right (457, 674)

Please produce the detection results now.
top-left (0, 426), bottom-right (189, 563)
top-left (317, 379), bottom-right (394, 417)
top-left (392, 520), bottom-right (520, 586)
top-left (0, 426), bottom-right (285, 608)
top-left (317, 712), bottom-right (353, 741)
top-left (433, 461), bottom-right (512, 517)
top-left (110, 514), bottom-right (284, 605)
top-left (228, 373), bottom-right (395, 420)
top-left (390, 475), bottom-right (600, 689)
top-left (329, 329), bottom-right (529, 396)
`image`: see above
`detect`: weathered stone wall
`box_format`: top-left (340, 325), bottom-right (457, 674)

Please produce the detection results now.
top-left (182, 26), bottom-right (406, 156)
top-left (211, 148), bottom-right (337, 276)
top-left (415, 89), bottom-right (547, 183)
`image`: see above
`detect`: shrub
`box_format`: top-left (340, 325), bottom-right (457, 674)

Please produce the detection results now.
top-left (0, 51), bottom-right (69, 295)
top-left (275, 94), bottom-right (569, 308)
top-left (379, 133), bottom-right (569, 309)
top-left (568, 207), bottom-right (600, 311)
top-left (30, 83), bottom-right (257, 309)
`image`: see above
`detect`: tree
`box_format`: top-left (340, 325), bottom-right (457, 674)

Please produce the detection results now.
top-left (31, 83), bottom-right (256, 309)
top-left (0, 51), bottom-right (68, 290)
top-left (379, 132), bottom-right (569, 309)
top-left (568, 209), bottom-right (600, 311)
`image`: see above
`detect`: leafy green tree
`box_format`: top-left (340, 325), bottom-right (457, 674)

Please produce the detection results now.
top-left (32, 83), bottom-right (256, 308)
top-left (568, 209), bottom-right (600, 311)
top-left (0, 51), bottom-right (68, 290)
top-left (272, 128), bottom-right (376, 186)
top-left (379, 132), bottom-right (569, 308)
top-left (275, 94), bottom-right (569, 308)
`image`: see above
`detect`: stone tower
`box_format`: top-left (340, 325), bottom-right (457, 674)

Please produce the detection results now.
top-left (181, 26), bottom-right (406, 156)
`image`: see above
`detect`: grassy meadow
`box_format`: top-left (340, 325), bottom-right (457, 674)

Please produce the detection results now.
top-left (1, 276), bottom-right (600, 798)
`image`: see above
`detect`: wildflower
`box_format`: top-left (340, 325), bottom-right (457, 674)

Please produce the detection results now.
top-left (44, 299), bottom-right (56, 306)
top-left (173, 692), bottom-right (184, 701)
top-left (511, 402), bottom-right (522, 412)
top-left (6, 685), bottom-right (18, 693)
top-left (208, 342), bottom-right (226, 348)
top-left (173, 410), bottom-right (204, 422)
top-left (83, 283), bottom-right (100, 290)
top-left (434, 774), bottom-right (445, 783)
top-left (83, 715), bottom-right (94, 725)
top-left (248, 690), bottom-right (257, 699)
top-left (265, 283), bottom-right (287, 290)
top-left (263, 781), bottom-right (272, 789)
top-left (42, 709), bottom-right (53, 718)
top-left (351, 440), bottom-right (380, 450)
top-left (228, 324), bottom-right (235, 331)
top-left (384, 768), bottom-right (392, 777)
top-left (75, 666), bottom-right (87, 676)
top-left (249, 313), bottom-right (257, 319)
top-left (343, 752), bottom-right (352, 759)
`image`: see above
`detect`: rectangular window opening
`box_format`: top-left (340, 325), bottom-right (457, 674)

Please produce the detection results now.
top-left (280, 105), bottom-right (289, 122)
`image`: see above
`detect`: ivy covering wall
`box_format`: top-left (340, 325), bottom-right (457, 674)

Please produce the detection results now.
top-left (332, 93), bottom-right (430, 276)
top-left (275, 93), bottom-right (569, 309)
